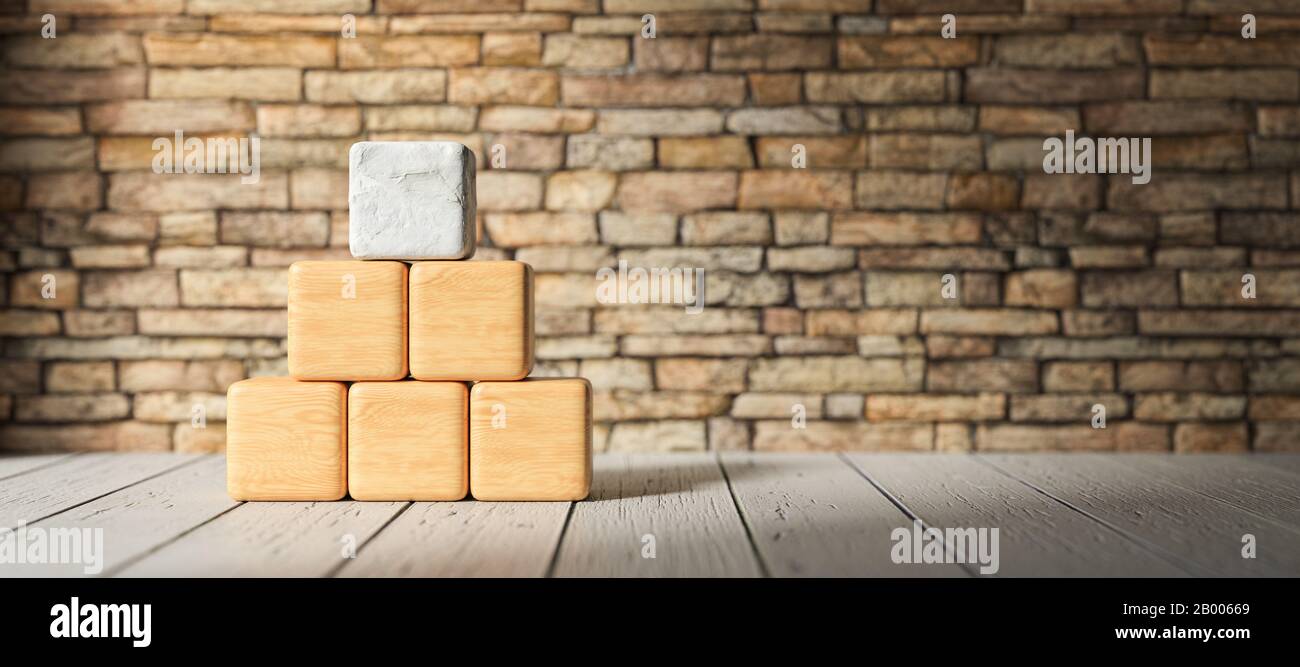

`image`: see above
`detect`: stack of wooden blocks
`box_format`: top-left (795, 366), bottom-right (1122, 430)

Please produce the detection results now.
top-left (225, 142), bottom-right (593, 502)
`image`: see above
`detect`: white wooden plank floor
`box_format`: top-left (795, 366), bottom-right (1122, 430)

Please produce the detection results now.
top-left (1, 452), bottom-right (1297, 578)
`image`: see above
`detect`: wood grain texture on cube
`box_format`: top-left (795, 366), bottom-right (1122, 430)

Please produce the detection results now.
top-left (409, 260), bottom-right (533, 381)
top-left (470, 378), bottom-right (592, 501)
top-left (288, 260), bottom-right (407, 381)
top-left (226, 377), bottom-right (347, 502)
top-left (348, 381), bottom-right (468, 501)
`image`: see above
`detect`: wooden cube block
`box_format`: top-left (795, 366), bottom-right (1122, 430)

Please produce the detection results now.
top-left (227, 377), bottom-right (347, 501)
top-left (469, 378), bottom-right (592, 501)
top-left (288, 260), bottom-right (407, 381)
top-left (348, 381), bottom-right (468, 501)
top-left (409, 260), bottom-right (533, 381)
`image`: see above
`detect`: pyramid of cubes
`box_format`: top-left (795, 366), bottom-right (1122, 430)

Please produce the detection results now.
top-left (224, 142), bottom-right (592, 502)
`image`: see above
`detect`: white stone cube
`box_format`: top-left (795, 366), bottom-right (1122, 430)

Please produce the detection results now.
top-left (348, 141), bottom-right (476, 260)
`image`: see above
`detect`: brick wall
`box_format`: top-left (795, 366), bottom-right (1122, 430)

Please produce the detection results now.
top-left (2, 0), bottom-right (1299, 454)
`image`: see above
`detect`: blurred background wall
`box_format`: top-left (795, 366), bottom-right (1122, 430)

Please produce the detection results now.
top-left (1, 0), bottom-right (1299, 454)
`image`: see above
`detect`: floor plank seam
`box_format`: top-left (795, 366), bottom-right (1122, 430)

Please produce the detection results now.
top-left (543, 502), bottom-right (577, 578)
top-left (0, 452), bottom-right (81, 483)
top-left (25, 455), bottom-right (205, 528)
top-left (972, 456), bottom-right (1209, 577)
top-left (715, 453), bottom-right (772, 579)
top-left (1130, 463), bottom-right (1300, 534)
top-left (839, 453), bottom-right (978, 578)
top-left (326, 501), bottom-right (414, 578)
top-left (108, 500), bottom-right (245, 577)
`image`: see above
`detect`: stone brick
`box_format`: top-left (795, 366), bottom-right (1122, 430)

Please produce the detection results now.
top-left (867, 393), bottom-right (1004, 422)
top-left (1183, 269), bottom-right (1300, 307)
top-left (562, 74), bottom-right (745, 107)
top-left (566, 136), bottom-right (654, 170)
top-left (622, 334), bottom-right (770, 357)
top-left (1133, 393), bottom-right (1246, 421)
top-left (545, 170), bottom-right (617, 212)
top-left (0, 107), bottom-right (81, 136)
top-left (84, 270), bottom-right (179, 308)
top-left (179, 268), bottom-right (286, 308)
top-left (0, 421), bottom-right (173, 452)
top-left (1173, 422), bottom-right (1248, 453)
top-left (480, 106), bottom-right (594, 134)
top-left (339, 35), bottom-right (478, 69)
top-left (0, 310), bottom-right (61, 337)
top-left (1220, 213), bottom-right (1300, 247)
top-left (928, 360), bottom-right (1038, 394)
top-left (768, 247), bottom-right (854, 273)
top-left (742, 74), bottom-right (800, 108)
top-left (947, 173), bottom-right (1020, 211)
top-left (1151, 68), bottom-right (1299, 101)
top-left (979, 106), bottom-right (1080, 135)
top-left (976, 424), bottom-right (1144, 452)
top-left (921, 309), bottom-right (1058, 336)
top-left (660, 136), bottom-right (753, 169)
top-left (69, 245), bottom-right (150, 269)
top-left (594, 307), bottom-right (759, 335)
top-left (967, 68), bottom-right (1145, 103)
top-left (925, 336), bottom-right (996, 359)
top-left (134, 391), bottom-right (226, 423)
top-left (793, 272), bottom-right (862, 308)
top-left (1004, 269), bottom-right (1077, 308)
top-left (635, 37), bottom-right (709, 72)
top-left (1022, 174), bottom-right (1102, 210)
top-left (578, 358), bottom-right (652, 391)
top-left (485, 212), bottom-right (597, 247)
top-left (1255, 423), bottom-right (1300, 452)
top-left (0, 68), bottom-right (146, 104)
top-left (773, 212), bottom-right (829, 246)
top-left (159, 212), bottom-right (218, 246)
top-left (306, 70), bottom-right (447, 104)
top-left (727, 107), bottom-right (839, 135)
top-left (4, 33), bottom-right (142, 69)
top-left (607, 420), bottom-right (706, 453)
top-left (871, 134), bottom-right (982, 171)
top-left (0, 138), bottom-right (94, 172)
top-left (618, 171), bottom-right (737, 213)
top-left (757, 136), bottom-right (865, 169)
top-left (256, 105), bottom-right (360, 138)
top-left (1250, 396), bottom-right (1300, 421)
top-left (997, 34), bottom-right (1139, 67)
top-left (42, 361), bottom-right (113, 392)
top-left (763, 308), bottom-right (803, 335)
top-left (1069, 246), bottom-right (1149, 269)
top-left (858, 248), bottom-right (1011, 271)
top-left (482, 32), bottom-right (542, 66)
top-left (64, 310), bottom-right (135, 337)
top-left (598, 212), bottom-right (677, 246)
top-left (753, 421), bottom-right (933, 452)
top-left (712, 35), bottom-right (832, 71)
top-left (477, 171), bottom-right (544, 211)
top-left (654, 358), bottom-right (748, 393)
top-left (1043, 361), bottom-right (1114, 392)
top-left (595, 109), bottom-right (723, 136)
top-left (27, 172), bottom-right (102, 211)
top-left (866, 106), bottom-right (976, 131)
top-left (1118, 361), bottom-right (1243, 392)
top-left (108, 172), bottom-right (289, 212)
top-left (149, 67), bottom-right (301, 102)
top-left (743, 170), bottom-right (852, 209)
top-left (805, 71), bottom-right (947, 103)
top-left (1080, 271), bottom-right (1178, 307)
top-left (839, 36), bottom-right (979, 67)
top-left (1010, 394), bottom-right (1128, 422)
top-left (16, 393), bottom-right (130, 422)
top-left (683, 212), bottom-right (771, 246)
top-left (775, 336), bottom-right (855, 355)
top-left (750, 356), bottom-right (924, 392)
top-left (543, 34), bottom-right (628, 68)
top-left (831, 213), bottom-right (982, 246)
top-left (219, 212), bottom-right (329, 249)
top-left (853, 171), bottom-right (946, 210)
top-left (143, 33), bottom-right (334, 67)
